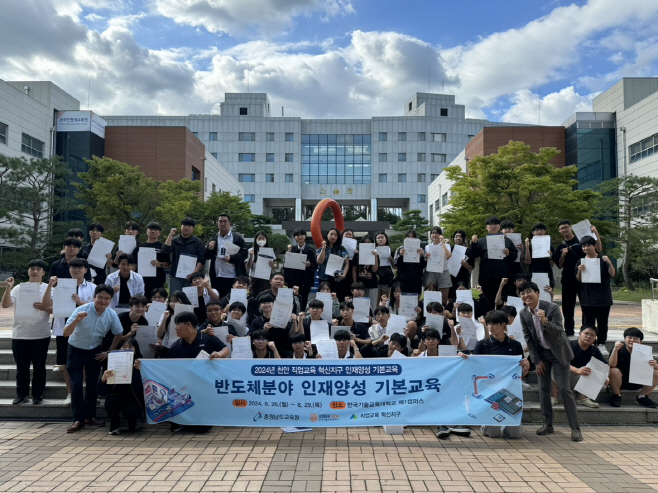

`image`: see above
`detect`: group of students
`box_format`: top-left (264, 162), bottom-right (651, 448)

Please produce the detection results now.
top-left (3, 213), bottom-right (657, 438)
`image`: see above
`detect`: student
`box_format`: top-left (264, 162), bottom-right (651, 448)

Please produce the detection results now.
top-left (156, 291), bottom-right (195, 352)
top-left (333, 301), bottom-right (371, 346)
top-left (374, 231), bottom-right (395, 302)
top-left (297, 299), bottom-right (331, 342)
top-left (494, 273), bottom-right (531, 308)
top-left (524, 222), bottom-right (555, 288)
top-left (316, 227), bottom-right (349, 299)
top-left (519, 281), bottom-right (582, 442)
top-left (81, 222), bottom-right (111, 285)
top-left (368, 306), bottom-right (391, 341)
top-left (132, 222), bottom-right (170, 299)
top-left (188, 272), bottom-right (220, 311)
top-left (111, 221), bottom-right (141, 267)
top-left (284, 228), bottom-right (317, 312)
top-left (500, 220), bottom-right (524, 295)
top-left (50, 238), bottom-right (83, 279)
top-left (383, 282), bottom-right (422, 319)
top-left (424, 226), bottom-right (452, 303)
top-left (576, 235), bottom-right (615, 356)
top-left (453, 303), bottom-right (485, 351)
top-left (419, 301), bottom-right (459, 348)
top-left (198, 301), bottom-right (242, 337)
top-left (2, 260), bottom-right (50, 405)
top-left (110, 295), bottom-right (149, 347)
top-left (349, 281), bottom-right (374, 321)
top-left (246, 231), bottom-right (278, 297)
top-left (150, 288), bottom-right (168, 304)
top-left (326, 330), bottom-right (362, 359)
top-left (257, 272), bottom-right (302, 315)
top-left (449, 229), bottom-right (474, 295)
top-left (286, 333), bottom-right (315, 359)
top-left (351, 233), bottom-right (379, 310)
top-left (394, 229), bottom-right (426, 295)
top-left (106, 254), bottom-right (145, 308)
top-left (249, 329), bottom-right (281, 359)
top-left (609, 327), bottom-right (658, 408)
top-left (249, 294), bottom-right (298, 355)
top-left (217, 276), bottom-right (257, 324)
top-left (313, 281), bottom-right (341, 319)
top-left (163, 218), bottom-right (206, 294)
top-left (361, 330), bottom-right (409, 358)
top-left (205, 214), bottom-right (249, 298)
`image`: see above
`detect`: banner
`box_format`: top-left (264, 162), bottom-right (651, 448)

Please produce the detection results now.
top-left (140, 356), bottom-right (523, 427)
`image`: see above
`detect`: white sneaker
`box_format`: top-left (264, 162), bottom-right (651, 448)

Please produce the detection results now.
top-left (521, 381), bottom-right (531, 390)
top-left (551, 397), bottom-right (558, 406)
top-left (52, 365), bottom-right (63, 372)
top-left (597, 344), bottom-right (609, 357)
top-left (577, 398), bottom-right (599, 408)
top-left (63, 395), bottom-right (72, 405)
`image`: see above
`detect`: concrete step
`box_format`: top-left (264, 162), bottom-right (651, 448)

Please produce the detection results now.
top-left (521, 386), bottom-right (658, 404)
top-left (522, 402), bottom-right (658, 425)
top-left (0, 336), bottom-right (57, 351)
top-left (0, 349), bottom-right (57, 366)
top-left (0, 364), bottom-right (66, 382)
top-left (0, 398), bottom-right (108, 420)
top-left (0, 380), bottom-right (68, 399)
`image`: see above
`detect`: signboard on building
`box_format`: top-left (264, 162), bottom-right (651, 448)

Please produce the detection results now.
top-left (56, 111), bottom-right (106, 139)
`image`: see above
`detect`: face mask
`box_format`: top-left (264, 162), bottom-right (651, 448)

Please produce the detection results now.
top-left (257, 240), bottom-right (267, 247)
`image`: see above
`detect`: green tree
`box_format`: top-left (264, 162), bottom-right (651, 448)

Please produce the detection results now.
top-left (190, 191), bottom-right (255, 241)
top-left (389, 209), bottom-right (431, 249)
top-left (153, 179), bottom-right (203, 233)
top-left (599, 174), bottom-right (658, 290)
top-left (441, 141), bottom-right (602, 240)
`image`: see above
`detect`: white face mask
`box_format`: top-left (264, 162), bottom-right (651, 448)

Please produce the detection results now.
top-left (257, 240), bottom-right (267, 247)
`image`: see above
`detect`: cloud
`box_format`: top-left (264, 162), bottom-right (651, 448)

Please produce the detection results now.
top-left (501, 87), bottom-right (597, 126)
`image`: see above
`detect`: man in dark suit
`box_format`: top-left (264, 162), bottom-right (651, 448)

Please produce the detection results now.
top-left (519, 281), bottom-right (582, 442)
top-left (205, 214), bottom-right (248, 298)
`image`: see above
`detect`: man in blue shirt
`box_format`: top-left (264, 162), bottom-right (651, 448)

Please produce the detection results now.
top-left (64, 285), bottom-right (124, 433)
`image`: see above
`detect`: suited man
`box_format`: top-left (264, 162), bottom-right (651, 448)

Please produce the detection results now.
top-left (204, 214), bottom-right (248, 298)
top-left (519, 281), bottom-right (582, 442)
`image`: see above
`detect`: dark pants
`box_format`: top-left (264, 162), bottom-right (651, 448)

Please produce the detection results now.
top-left (67, 345), bottom-right (102, 422)
top-left (211, 276), bottom-right (236, 299)
top-left (478, 276), bottom-right (501, 313)
top-left (297, 284), bottom-right (312, 314)
top-left (561, 281), bottom-right (582, 336)
top-left (582, 305), bottom-right (611, 344)
top-left (538, 346), bottom-right (580, 429)
top-left (105, 394), bottom-right (141, 431)
top-left (12, 337), bottom-right (50, 399)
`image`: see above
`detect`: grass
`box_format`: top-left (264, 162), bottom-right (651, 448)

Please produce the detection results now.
top-left (611, 288), bottom-right (654, 303)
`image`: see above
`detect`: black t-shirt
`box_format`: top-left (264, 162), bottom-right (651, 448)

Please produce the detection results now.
top-left (118, 275), bottom-right (131, 305)
top-left (302, 318), bottom-right (332, 341)
top-left (555, 237), bottom-right (584, 284)
top-left (527, 243), bottom-right (555, 286)
top-left (614, 345), bottom-right (632, 382)
top-left (249, 315), bottom-right (294, 354)
top-left (118, 311), bottom-right (149, 335)
top-left (569, 339), bottom-right (607, 368)
top-left (133, 241), bottom-right (169, 287)
top-left (337, 320), bottom-right (370, 341)
top-left (473, 336), bottom-right (523, 356)
top-left (352, 252), bottom-right (378, 289)
top-left (576, 256), bottom-right (613, 306)
top-left (167, 332), bottom-right (226, 359)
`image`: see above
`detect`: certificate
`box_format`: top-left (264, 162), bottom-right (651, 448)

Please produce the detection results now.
top-left (353, 297), bottom-right (370, 324)
top-left (223, 241), bottom-right (241, 256)
top-left (310, 320), bottom-right (330, 344)
top-left (390, 350), bottom-right (407, 359)
top-left (426, 245), bottom-right (444, 273)
top-left (230, 288), bottom-right (248, 307)
top-left (119, 235), bottom-right (136, 255)
top-left (376, 246), bottom-right (391, 267)
top-left (448, 244), bottom-right (467, 276)
top-left (107, 350), bottom-right (135, 384)
top-left (358, 243), bottom-right (376, 266)
top-left (182, 286), bottom-right (200, 308)
top-left (458, 317), bottom-right (477, 342)
top-left (145, 301), bottom-right (167, 326)
top-left (315, 340), bottom-right (338, 359)
top-left (215, 326), bottom-right (229, 347)
top-left (284, 252), bottom-right (307, 271)
top-left (439, 345), bottom-right (458, 357)
top-left (486, 235), bottom-right (505, 260)
top-left (342, 237), bottom-right (357, 260)
top-left (52, 279), bottom-right (77, 318)
top-left (87, 237), bottom-right (115, 268)
top-left (531, 273), bottom-right (551, 302)
top-left (574, 358), bottom-right (609, 400)
top-left (581, 258), bottom-right (601, 283)
top-left (175, 254), bottom-right (197, 279)
top-left (456, 289), bottom-right (474, 305)
top-left (325, 254), bottom-right (345, 276)
top-left (228, 315), bottom-right (247, 336)
top-left (134, 325), bottom-right (158, 359)
top-left (425, 314), bottom-right (444, 330)
top-left (403, 238), bottom-right (421, 263)
top-left (231, 337), bottom-right (253, 359)
top-left (506, 233), bottom-right (522, 262)
top-left (386, 315), bottom-right (407, 336)
top-left (629, 343), bottom-right (654, 386)
top-left (330, 325), bottom-right (345, 339)
top-left (196, 350), bottom-right (210, 360)
top-left (270, 301), bottom-right (292, 328)
top-left (173, 303), bottom-right (194, 318)
top-left (254, 247), bottom-right (275, 280)
top-left (573, 219), bottom-right (597, 241)
top-left (399, 293), bottom-right (418, 319)
top-left (531, 236), bottom-right (551, 259)
top-left (137, 248), bottom-right (157, 277)
top-left (506, 317), bottom-right (526, 350)
top-left (506, 296), bottom-right (525, 310)
top-left (423, 291), bottom-right (442, 316)
top-left (314, 292), bottom-right (333, 322)
top-left (276, 288), bottom-right (294, 305)
top-left (15, 283), bottom-right (43, 320)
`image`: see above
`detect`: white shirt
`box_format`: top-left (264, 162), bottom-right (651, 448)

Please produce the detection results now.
top-left (215, 230), bottom-right (237, 278)
top-left (425, 242), bottom-right (451, 271)
top-left (10, 282), bottom-right (51, 339)
top-left (105, 270), bottom-right (145, 308)
top-left (52, 280), bottom-right (96, 336)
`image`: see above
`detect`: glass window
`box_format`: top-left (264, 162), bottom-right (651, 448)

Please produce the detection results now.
top-left (266, 153), bottom-right (274, 162)
top-left (212, 184), bottom-right (216, 192)
top-left (440, 108), bottom-right (448, 117)
top-left (240, 107), bottom-right (248, 115)
top-left (0, 122), bottom-right (7, 145)
top-left (21, 133), bottom-right (44, 158)
top-left (398, 173), bottom-right (406, 182)
top-left (266, 132), bottom-right (274, 141)
top-left (211, 152), bottom-right (218, 159)
top-left (192, 132), bottom-right (198, 137)
top-left (209, 132), bottom-right (217, 141)
top-left (417, 194), bottom-right (426, 203)
top-left (442, 192), bottom-right (449, 206)
top-left (244, 194), bottom-right (255, 202)
top-left (432, 153), bottom-right (446, 163)
top-left (285, 153), bottom-right (294, 162)
top-left (431, 174), bottom-right (440, 181)
top-left (379, 153), bottom-right (387, 162)
top-left (398, 132), bottom-right (406, 141)
top-left (418, 132), bottom-right (426, 141)
top-left (417, 152), bottom-right (426, 161)
top-left (302, 134), bottom-right (372, 185)
top-left (239, 132), bottom-right (255, 141)
top-left (432, 133), bottom-right (446, 142)
top-left (630, 133), bottom-right (658, 164)
top-left (238, 174), bottom-right (256, 182)
top-left (417, 173), bottom-right (426, 182)
top-left (379, 173), bottom-right (387, 183)
top-left (285, 174), bottom-right (294, 182)
top-left (266, 173), bottom-right (274, 182)
top-left (239, 153), bottom-right (256, 162)
top-left (379, 132), bottom-right (387, 141)
top-left (285, 133), bottom-right (294, 142)
top-left (398, 153), bottom-right (406, 162)
top-left (192, 167), bottom-right (200, 181)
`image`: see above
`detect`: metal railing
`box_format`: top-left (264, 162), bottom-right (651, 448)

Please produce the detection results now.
top-left (651, 278), bottom-right (658, 300)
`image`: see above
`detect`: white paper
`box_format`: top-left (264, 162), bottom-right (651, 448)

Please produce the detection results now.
top-left (353, 297), bottom-right (370, 324)
top-left (399, 293), bottom-right (419, 319)
top-left (316, 340), bottom-right (339, 359)
top-left (137, 248), bottom-right (157, 277)
top-left (315, 292), bottom-right (333, 322)
top-left (310, 320), bottom-right (330, 344)
top-left (573, 219), bottom-right (597, 241)
top-left (390, 350), bottom-right (407, 359)
top-left (231, 337), bottom-right (253, 359)
top-left (448, 245), bottom-right (467, 277)
top-left (325, 254), bottom-right (346, 276)
top-left (358, 243), bottom-right (376, 266)
top-left (486, 235), bottom-right (506, 260)
top-left (531, 273), bottom-right (552, 302)
top-left (376, 246), bottom-right (391, 267)
top-left (581, 258), bottom-right (601, 283)
top-left (506, 233), bottom-right (523, 262)
top-left (254, 247), bottom-right (275, 280)
top-left (426, 245), bottom-right (445, 273)
top-left (107, 350), bottom-right (134, 384)
top-left (196, 349), bottom-right (210, 360)
top-left (629, 343), bottom-right (654, 386)
top-left (227, 316), bottom-right (247, 336)
top-left (223, 241), bottom-right (241, 256)
top-left (458, 317), bottom-right (477, 342)
top-left (439, 345), bottom-right (458, 357)
top-left (456, 289), bottom-right (474, 305)
top-left (53, 279), bottom-right (77, 318)
top-left (87, 237), bottom-right (115, 269)
top-left (182, 286), bottom-right (200, 308)
top-left (423, 291), bottom-right (442, 316)
top-left (214, 326), bottom-right (230, 347)
top-left (574, 358), bottom-right (609, 400)
top-left (134, 325), bottom-right (158, 359)
top-left (145, 301), bottom-right (167, 326)
top-left (403, 238), bottom-right (421, 263)
top-left (386, 315), bottom-right (407, 336)
top-left (15, 283), bottom-right (43, 320)
top-left (173, 303), bottom-right (194, 319)
top-left (284, 252), bottom-right (307, 271)
top-left (342, 237), bottom-right (357, 260)
top-left (330, 325), bottom-right (345, 339)
top-left (175, 254), bottom-right (197, 279)
top-left (531, 236), bottom-right (551, 259)
top-left (119, 235), bottom-right (137, 255)
top-left (506, 318), bottom-right (526, 350)
top-left (281, 427), bottom-right (313, 433)
top-left (425, 314), bottom-right (444, 330)
top-left (276, 287), bottom-right (294, 305)
top-left (230, 288), bottom-right (248, 307)
top-left (506, 296), bottom-right (525, 310)
top-left (270, 301), bottom-right (292, 328)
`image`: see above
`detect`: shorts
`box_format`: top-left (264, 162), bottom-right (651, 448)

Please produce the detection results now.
top-left (424, 270), bottom-right (452, 289)
top-left (56, 335), bottom-right (69, 365)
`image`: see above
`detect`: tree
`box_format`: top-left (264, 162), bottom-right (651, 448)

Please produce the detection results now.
top-left (153, 179), bottom-right (202, 233)
top-left (441, 141), bottom-right (602, 240)
top-left (389, 209), bottom-right (431, 249)
top-left (599, 174), bottom-right (658, 290)
top-left (190, 191), bottom-right (255, 242)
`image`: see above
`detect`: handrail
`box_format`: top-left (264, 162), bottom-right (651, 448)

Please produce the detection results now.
top-left (650, 278), bottom-right (658, 301)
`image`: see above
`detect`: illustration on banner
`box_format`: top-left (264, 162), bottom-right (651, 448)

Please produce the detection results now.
top-left (143, 378), bottom-right (195, 422)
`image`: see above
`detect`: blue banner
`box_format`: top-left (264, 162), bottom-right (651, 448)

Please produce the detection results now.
top-left (140, 356), bottom-right (523, 427)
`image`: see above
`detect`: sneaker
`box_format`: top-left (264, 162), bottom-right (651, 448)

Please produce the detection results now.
top-left (12, 396), bottom-right (29, 405)
top-left (32, 396), bottom-right (43, 405)
top-left (521, 381), bottom-right (531, 390)
top-left (436, 426), bottom-right (450, 439)
top-left (63, 395), bottom-right (72, 405)
top-left (448, 426), bottom-right (471, 437)
top-left (576, 398), bottom-right (599, 408)
top-left (170, 423), bottom-right (183, 432)
top-left (636, 395), bottom-right (658, 409)
top-left (610, 394), bottom-right (622, 407)
top-left (108, 428), bottom-right (120, 436)
top-left (551, 397), bottom-right (558, 406)
top-left (52, 364), bottom-right (64, 372)
top-left (597, 344), bottom-right (609, 357)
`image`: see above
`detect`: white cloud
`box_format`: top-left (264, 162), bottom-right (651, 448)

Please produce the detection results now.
top-left (501, 87), bottom-right (597, 126)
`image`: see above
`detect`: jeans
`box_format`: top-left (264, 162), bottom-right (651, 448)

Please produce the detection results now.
top-left (67, 345), bottom-right (102, 422)
top-left (12, 338), bottom-right (50, 399)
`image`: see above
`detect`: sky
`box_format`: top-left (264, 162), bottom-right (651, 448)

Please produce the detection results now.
top-left (2, 0), bottom-right (658, 125)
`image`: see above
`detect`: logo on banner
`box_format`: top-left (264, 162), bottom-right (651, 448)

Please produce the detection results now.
top-left (143, 378), bottom-right (195, 422)
top-left (310, 414), bottom-right (319, 423)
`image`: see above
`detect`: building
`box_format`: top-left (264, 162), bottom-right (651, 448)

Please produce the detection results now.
top-left (103, 92), bottom-right (528, 224)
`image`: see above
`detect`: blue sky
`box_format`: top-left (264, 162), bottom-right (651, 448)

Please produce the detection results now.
top-left (2, 0), bottom-right (658, 124)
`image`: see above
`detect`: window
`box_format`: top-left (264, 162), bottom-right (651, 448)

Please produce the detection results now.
top-left (239, 132), bottom-right (255, 141)
top-left (239, 153), bottom-right (256, 162)
top-left (630, 134), bottom-right (658, 163)
top-left (266, 173), bottom-right (274, 182)
top-left (432, 133), bottom-right (446, 142)
top-left (398, 132), bottom-right (406, 141)
top-left (266, 153), bottom-right (274, 162)
top-left (379, 132), bottom-right (387, 141)
top-left (191, 167), bottom-right (201, 181)
top-left (398, 153), bottom-right (406, 162)
top-left (266, 132), bottom-right (274, 141)
top-left (0, 122), bottom-right (7, 145)
top-left (239, 107), bottom-right (248, 115)
top-left (379, 174), bottom-right (388, 183)
top-left (417, 173), bottom-right (426, 182)
top-left (440, 108), bottom-right (448, 117)
top-left (379, 153), bottom-right (387, 162)
top-left (417, 152), bottom-right (426, 162)
top-left (442, 192), bottom-right (449, 206)
top-left (468, 134), bottom-right (475, 139)
top-left (212, 184), bottom-right (216, 192)
top-left (417, 194), bottom-right (426, 203)
top-left (21, 133), bottom-right (44, 158)
top-left (408, 102), bottom-right (412, 112)
top-left (432, 153), bottom-right (447, 163)
top-left (211, 152), bottom-right (218, 159)
top-left (209, 132), bottom-right (217, 141)
top-left (398, 173), bottom-right (406, 182)
top-left (192, 132), bottom-right (198, 137)
top-left (418, 132), bottom-right (426, 141)
top-left (285, 174), bottom-right (294, 183)
top-left (301, 134), bottom-right (372, 185)
top-left (435, 199), bottom-right (440, 211)
top-left (285, 133), bottom-right (294, 142)
top-left (244, 194), bottom-right (255, 202)
top-left (285, 153), bottom-right (294, 162)
top-left (238, 173), bottom-right (256, 182)
top-left (431, 174), bottom-right (440, 181)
